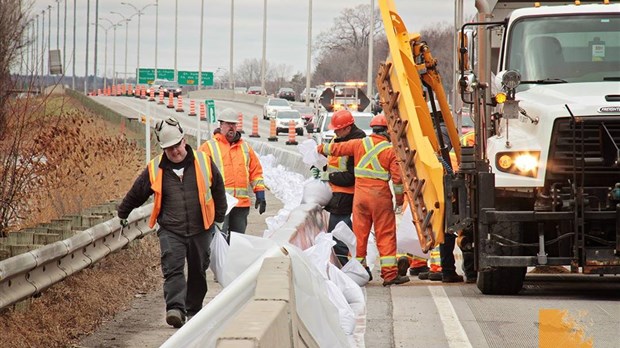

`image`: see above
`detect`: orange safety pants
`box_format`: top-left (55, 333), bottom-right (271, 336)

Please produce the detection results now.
top-left (353, 185), bottom-right (397, 281)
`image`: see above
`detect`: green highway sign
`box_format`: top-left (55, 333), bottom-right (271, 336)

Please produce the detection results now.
top-left (137, 68), bottom-right (175, 84)
top-left (178, 71), bottom-right (214, 86)
top-left (205, 100), bottom-right (216, 123)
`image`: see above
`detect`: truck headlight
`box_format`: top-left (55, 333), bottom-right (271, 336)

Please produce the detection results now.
top-left (501, 70), bottom-right (521, 90)
top-left (496, 151), bottom-right (540, 177)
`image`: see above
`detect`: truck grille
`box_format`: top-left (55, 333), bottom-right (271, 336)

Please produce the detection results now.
top-left (547, 117), bottom-right (620, 187)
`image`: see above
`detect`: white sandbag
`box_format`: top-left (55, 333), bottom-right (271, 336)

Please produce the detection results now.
top-left (303, 232), bottom-right (335, 280)
top-left (366, 231), bottom-right (379, 272)
top-left (328, 263), bottom-right (366, 313)
top-left (301, 178), bottom-right (333, 206)
top-left (340, 258), bottom-right (370, 287)
top-left (325, 280), bottom-right (356, 335)
top-left (331, 221), bottom-right (357, 259)
top-left (298, 138), bottom-right (328, 169)
top-left (396, 206), bottom-right (424, 256)
top-left (209, 230), bottom-right (228, 283)
top-left (225, 192), bottom-right (239, 215)
top-left (221, 233), bottom-right (281, 287)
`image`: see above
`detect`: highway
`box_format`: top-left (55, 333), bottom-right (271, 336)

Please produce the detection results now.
top-left (86, 93), bottom-right (620, 348)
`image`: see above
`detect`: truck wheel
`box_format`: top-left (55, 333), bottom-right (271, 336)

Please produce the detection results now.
top-left (297, 129), bottom-right (303, 136)
top-left (477, 267), bottom-right (526, 295)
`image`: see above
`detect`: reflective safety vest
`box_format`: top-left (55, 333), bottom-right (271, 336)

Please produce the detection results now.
top-left (353, 138), bottom-right (403, 195)
top-left (147, 150), bottom-right (215, 230)
top-left (199, 134), bottom-right (265, 207)
top-left (326, 138), bottom-right (354, 194)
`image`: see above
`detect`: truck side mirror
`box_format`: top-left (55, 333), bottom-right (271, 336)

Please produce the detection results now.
top-left (458, 31), bottom-right (470, 72)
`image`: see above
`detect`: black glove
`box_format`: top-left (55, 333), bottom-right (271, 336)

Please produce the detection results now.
top-left (119, 218), bottom-right (129, 228)
top-left (255, 191), bottom-right (267, 215)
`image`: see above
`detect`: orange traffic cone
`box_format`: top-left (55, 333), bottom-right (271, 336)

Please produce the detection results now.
top-left (285, 120), bottom-right (298, 145)
top-left (158, 90), bottom-right (164, 104)
top-left (268, 118), bottom-right (278, 142)
top-left (199, 103), bottom-right (206, 120)
top-left (128, 84), bottom-right (133, 96)
top-left (176, 95), bottom-right (184, 112)
top-left (97, 88), bottom-right (101, 96)
top-left (188, 100), bottom-right (197, 116)
top-left (249, 115), bottom-right (260, 138)
top-left (111, 85), bottom-right (116, 96)
top-left (121, 84), bottom-right (126, 96)
top-left (149, 89), bottom-right (155, 101)
top-left (167, 93), bottom-right (174, 109)
top-left (236, 112), bottom-right (244, 133)
top-left (117, 84), bottom-right (122, 96)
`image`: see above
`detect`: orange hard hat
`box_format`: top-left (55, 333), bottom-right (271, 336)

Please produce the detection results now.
top-left (370, 114), bottom-right (388, 127)
top-left (328, 110), bottom-right (355, 130)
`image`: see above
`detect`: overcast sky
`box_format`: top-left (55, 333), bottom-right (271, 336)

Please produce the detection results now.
top-left (26, 0), bottom-right (476, 80)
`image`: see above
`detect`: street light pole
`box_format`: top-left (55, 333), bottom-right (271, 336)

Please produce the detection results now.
top-left (72, 0), bottom-right (76, 89)
top-left (110, 11), bottom-right (131, 86)
top-left (174, 0), bottom-right (178, 82)
top-left (366, 0), bottom-right (374, 98)
top-left (56, 0), bottom-right (60, 50)
top-left (84, 0), bottom-right (90, 94)
top-left (121, 3), bottom-right (156, 86)
top-left (93, 0), bottom-right (99, 91)
top-left (155, 0), bottom-right (158, 80)
top-left (260, 0), bottom-right (267, 95)
top-left (229, 0), bottom-right (234, 90)
top-left (96, 23), bottom-right (110, 89)
top-left (41, 9), bottom-right (45, 90)
top-left (305, 0), bottom-right (312, 106)
top-left (198, 0), bottom-right (205, 90)
top-left (63, 0), bottom-right (67, 76)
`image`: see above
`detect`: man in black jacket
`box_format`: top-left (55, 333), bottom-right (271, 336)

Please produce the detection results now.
top-left (117, 117), bottom-right (227, 328)
top-left (311, 110), bottom-right (367, 266)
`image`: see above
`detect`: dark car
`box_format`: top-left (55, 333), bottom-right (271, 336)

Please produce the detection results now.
top-left (161, 81), bottom-right (182, 97)
top-left (277, 87), bottom-right (296, 101)
top-left (371, 93), bottom-right (383, 115)
top-left (247, 86), bottom-right (262, 95)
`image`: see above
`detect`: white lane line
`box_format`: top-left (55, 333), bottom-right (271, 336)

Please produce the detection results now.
top-left (428, 286), bottom-right (473, 348)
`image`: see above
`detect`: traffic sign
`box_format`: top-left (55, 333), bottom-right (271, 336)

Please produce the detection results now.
top-left (205, 100), bottom-right (216, 123)
top-left (137, 68), bottom-right (175, 84)
top-left (178, 71), bottom-right (214, 86)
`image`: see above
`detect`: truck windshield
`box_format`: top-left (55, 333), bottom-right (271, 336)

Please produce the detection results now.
top-left (505, 14), bottom-right (620, 86)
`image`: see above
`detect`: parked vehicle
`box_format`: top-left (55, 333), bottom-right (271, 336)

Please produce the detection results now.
top-left (312, 111), bottom-right (374, 144)
top-left (161, 81), bottom-right (183, 97)
top-left (275, 109), bottom-right (304, 136)
top-left (247, 86), bottom-right (263, 95)
top-left (295, 106), bottom-right (315, 126)
top-left (299, 87), bottom-right (317, 102)
top-left (277, 87), bottom-right (296, 101)
top-left (262, 98), bottom-right (292, 120)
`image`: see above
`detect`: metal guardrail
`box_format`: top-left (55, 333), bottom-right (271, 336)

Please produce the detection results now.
top-left (0, 204), bottom-right (154, 309)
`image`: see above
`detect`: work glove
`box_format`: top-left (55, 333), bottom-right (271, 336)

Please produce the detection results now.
top-left (255, 191), bottom-right (267, 215)
top-left (119, 218), bottom-right (129, 228)
top-left (310, 166), bottom-right (321, 179)
top-left (215, 221), bottom-right (224, 232)
top-left (394, 205), bottom-right (403, 215)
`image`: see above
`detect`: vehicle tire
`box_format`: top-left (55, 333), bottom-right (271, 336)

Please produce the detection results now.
top-left (477, 267), bottom-right (526, 295)
top-left (297, 129), bottom-right (303, 136)
top-left (275, 129), bottom-right (279, 135)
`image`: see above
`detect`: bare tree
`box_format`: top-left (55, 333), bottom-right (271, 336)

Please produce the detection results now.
top-left (421, 23), bottom-right (455, 100)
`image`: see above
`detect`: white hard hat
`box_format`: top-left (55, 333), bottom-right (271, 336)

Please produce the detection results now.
top-left (155, 117), bottom-right (184, 148)
top-left (217, 108), bottom-right (239, 124)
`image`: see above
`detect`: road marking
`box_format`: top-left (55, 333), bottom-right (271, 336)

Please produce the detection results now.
top-left (428, 286), bottom-right (473, 348)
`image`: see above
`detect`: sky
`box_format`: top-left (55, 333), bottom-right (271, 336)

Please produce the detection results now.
top-left (25, 0), bottom-right (476, 81)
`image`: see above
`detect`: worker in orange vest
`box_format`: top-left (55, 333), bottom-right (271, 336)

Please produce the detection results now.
top-left (200, 108), bottom-right (266, 241)
top-left (117, 117), bottom-right (227, 327)
top-left (310, 110), bottom-right (367, 267)
top-left (317, 114), bottom-right (409, 286)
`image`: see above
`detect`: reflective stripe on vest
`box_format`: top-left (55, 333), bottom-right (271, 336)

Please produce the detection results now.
top-left (206, 140), bottom-right (252, 194)
top-left (354, 138), bottom-right (391, 180)
top-left (380, 255), bottom-right (397, 268)
top-left (194, 150), bottom-right (213, 202)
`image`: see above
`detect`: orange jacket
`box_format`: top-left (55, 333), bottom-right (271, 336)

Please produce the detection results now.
top-left (147, 150), bottom-right (216, 229)
top-left (318, 134), bottom-right (403, 203)
top-left (326, 148), bottom-right (355, 194)
top-left (199, 134), bottom-right (265, 207)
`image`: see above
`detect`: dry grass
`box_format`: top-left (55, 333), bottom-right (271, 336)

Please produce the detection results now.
top-left (0, 94), bottom-right (161, 347)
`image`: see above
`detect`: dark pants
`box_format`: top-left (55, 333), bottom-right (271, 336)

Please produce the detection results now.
top-left (222, 207), bottom-right (250, 242)
top-left (158, 228), bottom-right (212, 317)
top-left (440, 232), bottom-right (457, 274)
top-left (462, 250), bottom-right (476, 279)
top-left (328, 213), bottom-right (352, 267)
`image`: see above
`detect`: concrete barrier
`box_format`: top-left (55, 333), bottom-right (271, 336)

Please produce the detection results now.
top-left (216, 257), bottom-right (318, 348)
top-left (188, 89), bottom-right (269, 106)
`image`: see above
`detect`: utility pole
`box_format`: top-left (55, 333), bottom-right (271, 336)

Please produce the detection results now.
top-left (93, 0), bottom-right (99, 91)
top-left (366, 0), bottom-right (375, 98)
top-left (229, 0), bottom-right (234, 90)
top-left (305, 0), bottom-right (312, 106)
top-left (84, 0), bottom-right (90, 94)
top-left (198, 0), bottom-right (205, 90)
top-left (72, 0), bottom-right (76, 89)
top-left (260, 0), bottom-right (267, 95)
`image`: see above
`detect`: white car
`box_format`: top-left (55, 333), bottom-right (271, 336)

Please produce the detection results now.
top-left (274, 109), bottom-right (304, 136)
top-left (313, 111), bottom-right (374, 144)
top-left (299, 87), bottom-right (317, 102)
top-left (263, 98), bottom-right (292, 120)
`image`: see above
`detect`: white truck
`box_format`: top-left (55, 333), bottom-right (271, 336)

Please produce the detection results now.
top-left (378, 0), bottom-right (620, 294)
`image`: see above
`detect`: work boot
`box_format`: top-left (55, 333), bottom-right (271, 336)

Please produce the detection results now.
top-left (382, 275), bottom-right (411, 287)
top-left (442, 272), bottom-right (464, 283)
top-left (409, 265), bottom-right (429, 276)
top-left (166, 309), bottom-right (185, 328)
top-left (428, 271), bottom-right (443, 281)
top-left (397, 256), bottom-right (410, 277)
top-left (465, 276), bottom-right (477, 284)
top-left (418, 271), bottom-right (430, 280)
top-left (364, 266), bottom-right (373, 282)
